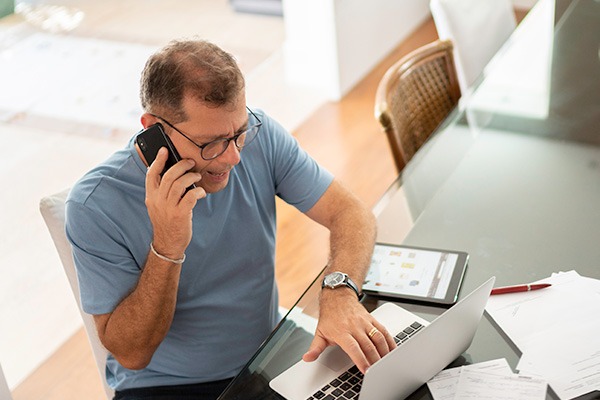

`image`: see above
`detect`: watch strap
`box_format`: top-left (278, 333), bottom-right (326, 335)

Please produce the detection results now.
top-left (344, 275), bottom-right (361, 300)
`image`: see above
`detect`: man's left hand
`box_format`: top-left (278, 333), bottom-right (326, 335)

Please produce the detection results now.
top-left (302, 289), bottom-right (397, 374)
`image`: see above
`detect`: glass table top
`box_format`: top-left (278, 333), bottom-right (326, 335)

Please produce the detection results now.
top-left (219, 1), bottom-right (600, 398)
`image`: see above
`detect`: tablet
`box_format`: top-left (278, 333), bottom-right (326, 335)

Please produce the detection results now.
top-left (362, 243), bottom-right (469, 306)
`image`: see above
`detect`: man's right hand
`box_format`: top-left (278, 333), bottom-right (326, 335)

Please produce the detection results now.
top-left (145, 147), bottom-right (205, 259)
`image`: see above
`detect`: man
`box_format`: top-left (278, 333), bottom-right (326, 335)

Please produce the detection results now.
top-left (65, 39), bottom-right (395, 399)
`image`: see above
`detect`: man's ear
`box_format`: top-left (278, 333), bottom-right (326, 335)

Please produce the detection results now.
top-left (140, 113), bottom-right (158, 129)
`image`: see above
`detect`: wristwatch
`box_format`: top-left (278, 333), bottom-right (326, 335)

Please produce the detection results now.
top-left (322, 271), bottom-right (361, 300)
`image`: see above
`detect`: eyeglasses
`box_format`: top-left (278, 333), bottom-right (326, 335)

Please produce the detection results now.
top-left (151, 107), bottom-right (262, 161)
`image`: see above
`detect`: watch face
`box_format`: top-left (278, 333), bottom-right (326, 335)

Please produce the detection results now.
top-left (324, 272), bottom-right (345, 287)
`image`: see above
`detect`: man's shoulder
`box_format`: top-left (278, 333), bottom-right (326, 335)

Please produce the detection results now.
top-left (250, 108), bottom-right (289, 141)
top-left (68, 145), bottom-right (144, 208)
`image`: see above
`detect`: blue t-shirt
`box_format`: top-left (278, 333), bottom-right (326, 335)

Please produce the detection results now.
top-left (65, 109), bottom-right (333, 390)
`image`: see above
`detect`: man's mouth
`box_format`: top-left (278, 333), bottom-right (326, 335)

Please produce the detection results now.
top-left (207, 170), bottom-right (227, 177)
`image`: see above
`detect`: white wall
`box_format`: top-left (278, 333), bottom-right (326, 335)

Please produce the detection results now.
top-left (282, 0), bottom-right (430, 100)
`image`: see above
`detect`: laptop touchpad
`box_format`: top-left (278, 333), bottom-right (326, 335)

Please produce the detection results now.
top-left (317, 346), bottom-right (352, 371)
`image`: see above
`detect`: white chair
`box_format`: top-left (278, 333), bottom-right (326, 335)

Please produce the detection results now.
top-left (430, 0), bottom-right (517, 94)
top-left (39, 188), bottom-right (114, 399)
top-left (0, 363), bottom-right (12, 400)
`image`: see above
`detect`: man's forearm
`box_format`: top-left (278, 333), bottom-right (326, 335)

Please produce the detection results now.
top-left (305, 180), bottom-right (377, 288)
top-left (325, 199), bottom-right (377, 285)
top-left (303, 180), bottom-right (394, 373)
top-left (95, 251), bottom-right (182, 370)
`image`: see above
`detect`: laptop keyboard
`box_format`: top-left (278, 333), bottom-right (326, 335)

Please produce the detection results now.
top-left (305, 321), bottom-right (425, 400)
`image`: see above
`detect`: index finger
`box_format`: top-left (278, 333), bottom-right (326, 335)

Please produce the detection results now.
top-left (146, 147), bottom-right (168, 190)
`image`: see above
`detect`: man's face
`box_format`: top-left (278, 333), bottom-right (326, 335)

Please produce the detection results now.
top-left (160, 94), bottom-right (248, 194)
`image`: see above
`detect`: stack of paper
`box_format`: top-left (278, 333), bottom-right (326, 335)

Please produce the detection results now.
top-left (428, 358), bottom-right (547, 400)
top-left (485, 271), bottom-right (600, 399)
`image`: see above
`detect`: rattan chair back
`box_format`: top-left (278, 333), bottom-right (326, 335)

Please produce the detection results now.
top-left (375, 40), bottom-right (461, 172)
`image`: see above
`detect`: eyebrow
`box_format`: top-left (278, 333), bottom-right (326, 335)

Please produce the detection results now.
top-left (234, 118), bottom-right (250, 135)
top-left (201, 116), bottom-right (249, 142)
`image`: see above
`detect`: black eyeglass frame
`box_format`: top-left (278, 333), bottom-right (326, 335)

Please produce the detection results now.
top-left (150, 106), bottom-right (262, 161)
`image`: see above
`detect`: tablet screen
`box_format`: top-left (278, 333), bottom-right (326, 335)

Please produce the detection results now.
top-left (362, 243), bottom-right (469, 306)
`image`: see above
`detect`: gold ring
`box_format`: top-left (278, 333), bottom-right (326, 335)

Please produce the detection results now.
top-left (368, 327), bottom-right (379, 339)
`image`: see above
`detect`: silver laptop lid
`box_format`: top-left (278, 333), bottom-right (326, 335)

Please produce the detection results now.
top-left (359, 277), bottom-right (495, 400)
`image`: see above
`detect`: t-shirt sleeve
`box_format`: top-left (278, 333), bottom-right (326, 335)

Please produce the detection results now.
top-left (259, 111), bottom-right (334, 213)
top-left (65, 198), bottom-right (142, 315)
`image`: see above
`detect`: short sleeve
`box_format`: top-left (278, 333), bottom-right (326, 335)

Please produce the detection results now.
top-left (256, 111), bottom-right (334, 213)
top-left (65, 199), bottom-right (143, 315)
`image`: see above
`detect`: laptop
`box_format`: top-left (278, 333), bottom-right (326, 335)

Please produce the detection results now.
top-left (269, 277), bottom-right (495, 400)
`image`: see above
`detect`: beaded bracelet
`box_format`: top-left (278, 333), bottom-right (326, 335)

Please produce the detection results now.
top-left (150, 242), bottom-right (186, 265)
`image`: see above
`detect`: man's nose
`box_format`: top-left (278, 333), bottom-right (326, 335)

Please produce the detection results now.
top-left (219, 139), bottom-right (241, 165)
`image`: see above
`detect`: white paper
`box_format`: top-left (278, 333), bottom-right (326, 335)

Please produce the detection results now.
top-left (517, 322), bottom-right (600, 399)
top-left (454, 369), bottom-right (547, 400)
top-left (485, 271), bottom-right (600, 351)
top-left (427, 359), bottom-right (513, 400)
top-left (486, 270), bottom-right (600, 399)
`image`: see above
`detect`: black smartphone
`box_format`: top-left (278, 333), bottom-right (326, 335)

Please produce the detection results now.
top-left (136, 123), bottom-right (182, 174)
top-left (135, 123), bottom-right (196, 191)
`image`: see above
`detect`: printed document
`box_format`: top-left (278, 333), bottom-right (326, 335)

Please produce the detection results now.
top-left (485, 270), bottom-right (600, 399)
top-left (454, 369), bottom-right (547, 400)
top-left (428, 358), bottom-right (546, 400)
top-left (517, 321), bottom-right (600, 400)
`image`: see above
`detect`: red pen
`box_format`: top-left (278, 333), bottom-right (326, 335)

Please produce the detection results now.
top-left (490, 283), bottom-right (552, 295)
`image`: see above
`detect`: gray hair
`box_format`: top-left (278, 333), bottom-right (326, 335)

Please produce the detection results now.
top-left (139, 39), bottom-right (245, 122)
